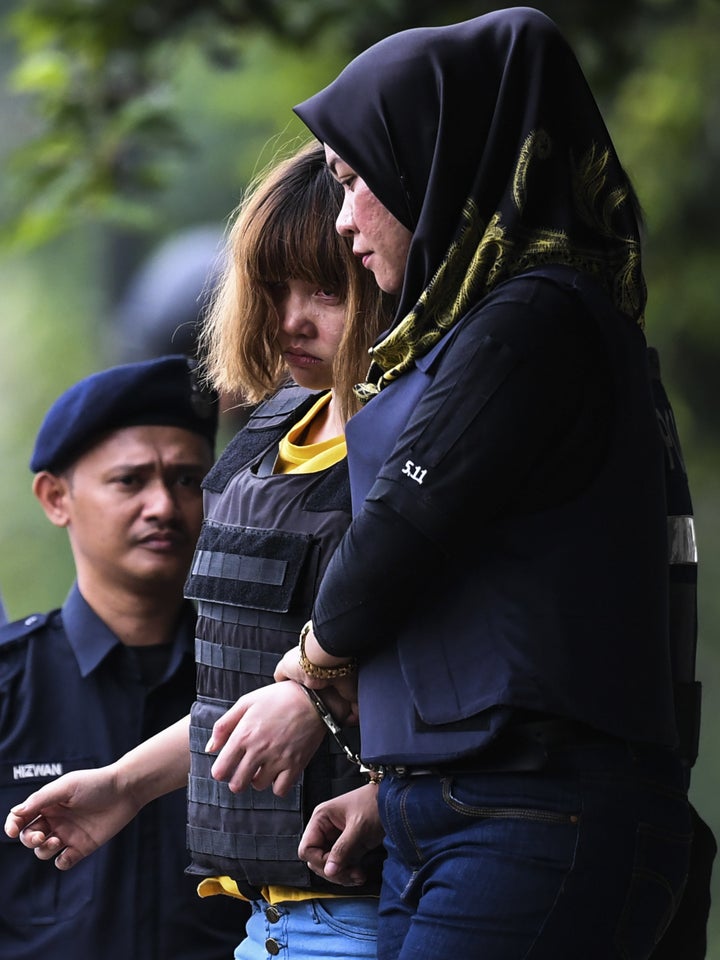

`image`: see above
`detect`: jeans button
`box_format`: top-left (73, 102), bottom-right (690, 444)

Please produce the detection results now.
top-left (265, 905), bottom-right (282, 923)
top-left (265, 937), bottom-right (282, 955)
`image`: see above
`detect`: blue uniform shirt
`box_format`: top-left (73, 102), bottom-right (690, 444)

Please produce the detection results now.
top-left (0, 585), bottom-right (243, 960)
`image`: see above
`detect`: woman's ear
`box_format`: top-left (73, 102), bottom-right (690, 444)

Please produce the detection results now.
top-left (32, 471), bottom-right (72, 528)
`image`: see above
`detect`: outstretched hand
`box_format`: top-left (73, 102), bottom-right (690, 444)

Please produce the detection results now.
top-left (298, 783), bottom-right (385, 886)
top-left (4, 766), bottom-right (141, 871)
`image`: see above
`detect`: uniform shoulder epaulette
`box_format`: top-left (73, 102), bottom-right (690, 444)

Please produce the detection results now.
top-left (0, 611), bottom-right (53, 650)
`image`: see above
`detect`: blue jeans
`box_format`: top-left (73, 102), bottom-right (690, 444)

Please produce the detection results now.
top-left (234, 896), bottom-right (378, 960)
top-left (377, 743), bottom-right (691, 960)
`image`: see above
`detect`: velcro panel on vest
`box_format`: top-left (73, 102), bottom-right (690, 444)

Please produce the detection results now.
top-left (185, 521), bottom-right (314, 612)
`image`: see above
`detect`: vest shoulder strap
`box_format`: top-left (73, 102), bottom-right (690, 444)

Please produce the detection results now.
top-left (202, 385), bottom-right (327, 493)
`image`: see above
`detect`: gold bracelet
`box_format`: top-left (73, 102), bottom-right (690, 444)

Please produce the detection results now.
top-left (298, 621), bottom-right (357, 680)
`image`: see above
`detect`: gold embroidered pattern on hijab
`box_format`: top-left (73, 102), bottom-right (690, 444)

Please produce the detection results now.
top-left (355, 133), bottom-right (644, 402)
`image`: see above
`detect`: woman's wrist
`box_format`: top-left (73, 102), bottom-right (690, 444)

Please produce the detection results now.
top-left (115, 717), bottom-right (191, 806)
top-left (298, 620), bottom-right (357, 679)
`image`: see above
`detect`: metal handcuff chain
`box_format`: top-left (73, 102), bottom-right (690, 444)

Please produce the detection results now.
top-left (299, 684), bottom-right (382, 783)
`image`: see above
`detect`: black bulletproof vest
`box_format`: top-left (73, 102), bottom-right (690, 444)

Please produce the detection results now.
top-left (184, 386), bottom-right (378, 897)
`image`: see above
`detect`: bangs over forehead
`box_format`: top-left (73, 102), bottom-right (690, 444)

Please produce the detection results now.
top-left (245, 149), bottom-right (352, 296)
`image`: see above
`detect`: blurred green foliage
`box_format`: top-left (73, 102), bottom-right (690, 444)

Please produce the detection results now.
top-left (1, 0), bottom-right (719, 953)
top-left (0, 0), bottom-right (704, 247)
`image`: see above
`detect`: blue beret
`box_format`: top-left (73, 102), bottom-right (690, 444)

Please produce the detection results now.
top-left (30, 355), bottom-right (219, 473)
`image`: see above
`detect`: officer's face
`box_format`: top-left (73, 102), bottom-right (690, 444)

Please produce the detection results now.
top-left (327, 145), bottom-right (413, 297)
top-left (41, 425), bottom-right (211, 597)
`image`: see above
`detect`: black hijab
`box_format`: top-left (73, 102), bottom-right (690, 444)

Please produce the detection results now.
top-left (295, 7), bottom-right (646, 396)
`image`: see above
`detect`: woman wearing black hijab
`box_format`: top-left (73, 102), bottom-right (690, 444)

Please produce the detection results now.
top-left (275, 8), bottom-right (692, 958)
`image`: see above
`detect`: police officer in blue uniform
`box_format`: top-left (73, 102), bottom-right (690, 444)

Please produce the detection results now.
top-left (0, 356), bottom-right (244, 960)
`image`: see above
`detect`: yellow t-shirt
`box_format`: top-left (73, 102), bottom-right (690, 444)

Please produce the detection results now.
top-left (197, 394), bottom-right (359, 905)
top-left (197, 876), bottom-right (349, 904)
top-left (274, 392), bottom-right (346, 474)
